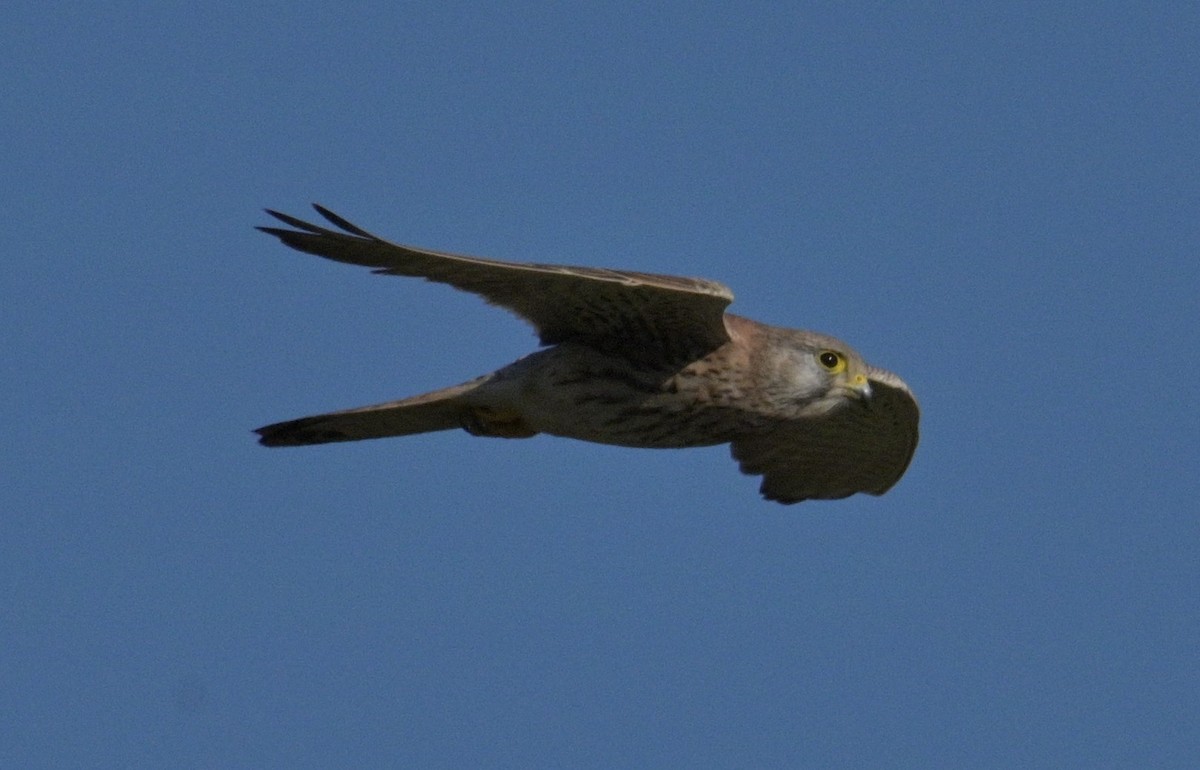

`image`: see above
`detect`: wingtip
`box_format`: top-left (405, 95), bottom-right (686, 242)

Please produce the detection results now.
top-left (258, 207), bottom-right (330, 234)
top-left (261, 208), bottom-right (290, 225)
top-left (310, 204), bottom-right (374, 237)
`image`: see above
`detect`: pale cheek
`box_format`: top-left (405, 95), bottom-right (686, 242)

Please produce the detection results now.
top-left (787, 365), bottom-right (823, 392)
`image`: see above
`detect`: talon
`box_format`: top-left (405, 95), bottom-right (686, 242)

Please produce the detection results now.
top-left (461, 407), bottom-right (536, 439)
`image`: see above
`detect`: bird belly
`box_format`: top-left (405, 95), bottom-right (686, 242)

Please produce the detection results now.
top-left (473, 345), bottom-right (745, 449)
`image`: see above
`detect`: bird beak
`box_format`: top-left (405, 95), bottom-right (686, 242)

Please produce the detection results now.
top-left (851, 374), bottom-right (872, 402)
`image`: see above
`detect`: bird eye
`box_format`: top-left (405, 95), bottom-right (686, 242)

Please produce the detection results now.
top-left (818, 350), bottom-right (846, 373)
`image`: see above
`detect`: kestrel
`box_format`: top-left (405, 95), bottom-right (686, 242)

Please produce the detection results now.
top-left (255, 205), bottom-right (919, 503)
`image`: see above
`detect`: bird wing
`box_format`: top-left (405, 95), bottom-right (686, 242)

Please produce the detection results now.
top-left (730, 368), bottom-right (919, 503)
top-left (258, 205), bottom-right (735, 364)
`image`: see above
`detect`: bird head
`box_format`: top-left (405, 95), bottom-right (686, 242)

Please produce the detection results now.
top-left (771, 330), bottom-right (875, 417)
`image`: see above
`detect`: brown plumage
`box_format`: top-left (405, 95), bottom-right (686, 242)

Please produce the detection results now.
top-left (255, 205), bottom-right (919, 503)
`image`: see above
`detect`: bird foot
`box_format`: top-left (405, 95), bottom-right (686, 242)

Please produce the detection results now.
top-left (461, 407), bottom-right (537, 439)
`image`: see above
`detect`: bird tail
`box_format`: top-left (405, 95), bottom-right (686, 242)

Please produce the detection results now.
top-left (255, 375), bottom-right (491, 447)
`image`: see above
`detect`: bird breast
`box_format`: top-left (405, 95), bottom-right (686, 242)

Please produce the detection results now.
top-left (478, 344), bottom-right (756, 449)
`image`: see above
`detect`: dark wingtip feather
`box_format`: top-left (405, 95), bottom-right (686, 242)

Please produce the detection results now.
top-left (256, 205), bottom-right (378, 243)
top-left (260, 208), bottom-right (329, 233)
top-left (311, 204), bottom-right (375, 238)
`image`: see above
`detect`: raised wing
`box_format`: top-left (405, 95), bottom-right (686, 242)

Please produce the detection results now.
top-left (730, 369), bottom-right (919, 503)
top-left (258, 205), bottom-right (735, 365)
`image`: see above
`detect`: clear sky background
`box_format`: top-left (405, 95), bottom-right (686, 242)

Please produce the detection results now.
top-left (4, 3), bottom-right (1198, 767)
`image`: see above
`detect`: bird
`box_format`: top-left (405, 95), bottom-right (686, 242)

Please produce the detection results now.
top-left (254, 205), bottom-right (919, 503)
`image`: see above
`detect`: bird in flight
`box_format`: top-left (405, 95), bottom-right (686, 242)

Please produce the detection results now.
top-left (255, 205), bottom-right (919, 503)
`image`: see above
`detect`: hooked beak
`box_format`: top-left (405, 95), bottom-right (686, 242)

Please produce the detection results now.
top-left (850, 374), bottom-right (873, 404)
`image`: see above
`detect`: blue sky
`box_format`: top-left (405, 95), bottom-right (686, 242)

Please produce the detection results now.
top-left (4, 3), bottom-right (1198, 767)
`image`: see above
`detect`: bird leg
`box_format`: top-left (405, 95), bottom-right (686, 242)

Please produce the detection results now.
top-left (461, 406), bottom-right (537, 439)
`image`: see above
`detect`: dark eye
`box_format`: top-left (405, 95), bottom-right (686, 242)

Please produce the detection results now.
top-left (818, 350), bottom-right (845, 373)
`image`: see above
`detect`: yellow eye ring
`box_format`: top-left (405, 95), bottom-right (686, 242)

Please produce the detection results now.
top-left (818, 350), bottom-right (846, 374)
